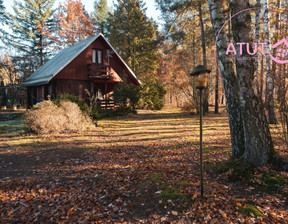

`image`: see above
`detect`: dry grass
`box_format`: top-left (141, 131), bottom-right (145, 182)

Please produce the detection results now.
top-left (23, 100), bottom-right (94, 134)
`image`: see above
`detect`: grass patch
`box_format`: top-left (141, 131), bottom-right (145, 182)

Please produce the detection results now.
top-left (203, 146), bottom-right (209, 153)
top-left (161, 187), bottom-right (180, 200)
top-left (209, 159), bottom-right (254, 182)
top-left (0, 119), bottom-right (29, 136)
top-left (238, 204), bottom-right (262, 217)
top-left (177, 180), bottom-right (191, 186)
top-left (149, 173), bottom-right (163, 184)
top-left (160, 185), bottom-right (193, 207)
top-left (209, 159), bottom-right (288, 195)
top-left (253, 172), bottom-right (288, 194)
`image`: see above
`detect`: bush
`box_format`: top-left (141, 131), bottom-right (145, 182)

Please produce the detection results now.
top-left (53, 94), bottom-right (89, 114)
top-left (24, 100), bottom-right (94, 134)
top-left (114, 83), bottom-right (140, 110)
top-left (138, 77), bottom-right (166, 110)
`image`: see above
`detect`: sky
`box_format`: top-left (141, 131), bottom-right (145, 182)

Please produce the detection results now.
top-left (3, 0), bottom-right (162, 22)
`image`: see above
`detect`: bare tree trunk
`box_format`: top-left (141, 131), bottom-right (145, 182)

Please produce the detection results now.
top-left (228, 10), bottom-right (232, 43)
top-left (271, 0), bottom-right (280, 115)
top-left (39, 34), bottom-right (44, 66)
top-left (198, 2), bottom-right (206, 67)
top-left (255, 0), bottom-right (261, 96)
top-left (260, 54), bottom-right (264, 100)
top-left (208, 0), bottom-right (245, 158)
top-left (262, 0), bottom-right (277, 124)
top-left (215, 54), bottom-right (219, 114)
top-left (198, 1), bottom-right (209, 114)
top-left (230, 0), bottom-right (275, 166)
top-left (192, 32), bottom-right (196, 67)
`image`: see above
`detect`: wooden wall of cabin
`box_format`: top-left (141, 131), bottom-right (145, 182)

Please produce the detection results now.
top-left (27, 83), bottom-right (56, 108)
top-left (27, 81), bottom-right (115, 108)
top-left (53, 36), bottom-right (137, 86)
top-left (55, 37), bottom-right (109, 81)
top-left (56, 79), bottom-right (89, 100)
top-left (26, 37), bottom-right (140, 107)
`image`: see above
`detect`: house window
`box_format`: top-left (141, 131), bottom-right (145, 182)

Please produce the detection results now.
top-left (92, 49), bottom-right (102, 64)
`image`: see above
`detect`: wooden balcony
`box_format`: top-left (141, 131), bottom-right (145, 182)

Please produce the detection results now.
top-left (88, 64), bottom-right (112, 80)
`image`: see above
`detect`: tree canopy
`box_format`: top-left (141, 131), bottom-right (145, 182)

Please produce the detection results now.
top-left (5, 0), bottom-right (57, 67)
top-left (90, 0), bottom-right (112, 34)
top-left (52, 0), bottom-right (96, 49)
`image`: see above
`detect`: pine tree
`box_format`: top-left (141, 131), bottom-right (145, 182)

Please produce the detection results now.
top-left (108, 0), bottom-right (164, 110)
top-left (108, 0), bottom-right (159, 78)
top-left (6, 0), bottom-right (57, 68)
top-left (53, 0), bottom-right (96, 49)
top-left (0, 0), bottom-right (7, 41)
top-left (90, 0), bottom-right (112, 34)
top-left (0, 0), bottom-right (5, 24)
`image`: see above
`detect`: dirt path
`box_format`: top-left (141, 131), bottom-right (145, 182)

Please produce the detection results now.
top-left (0, 109), bottom-right (287, 223)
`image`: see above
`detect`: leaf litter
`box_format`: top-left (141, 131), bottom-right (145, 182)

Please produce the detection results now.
top-left (0, 109), bottom-right (287, 223)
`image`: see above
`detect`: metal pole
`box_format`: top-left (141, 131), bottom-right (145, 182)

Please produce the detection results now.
top-left (199, 87), bottom-right (204, 198)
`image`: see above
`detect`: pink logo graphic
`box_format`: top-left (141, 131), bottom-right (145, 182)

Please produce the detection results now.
top-left (215, 7), bottom-right (287, 95)
top-left (269, 38), bottom-right (288, 64)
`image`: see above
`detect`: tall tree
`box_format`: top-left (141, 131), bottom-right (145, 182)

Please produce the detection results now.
top-left (5, 0), bottom-right (56, 68)
top-left (156, 0), bottom-right (212, 113)
top-left (262, 0), bottom-right (277, 124)
top-left (208, 0), bottom-right (246, 158)
top-left (197, 0), bottom-right (210, 113)
top-left (198, 1), bottom-right (206, 67)
top-left (229, 0), bottom-right (275, 166)
top-left (108, 0), bottom-right (158, 78)
top-left (0, 0), bottom-right (8, 41)
top-left (208, 0), bottom-right (275, 166)
top-left (53, 0), bottom-right (96, 49)
top-left (214, 53), bottom-right (219, 114)
top-left (0, 0), bottom-right (5, 26)
top-left (108, 0), bottom-right (164, 110)
top-left (90, 0), bottom-right (112, 33)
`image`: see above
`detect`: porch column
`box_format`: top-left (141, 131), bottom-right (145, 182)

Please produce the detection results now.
top-left (105, 81), bottom-right (108, 112)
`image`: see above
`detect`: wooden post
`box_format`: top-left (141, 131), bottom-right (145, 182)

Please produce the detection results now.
top-left (105, 81), bottom-right (108, 112)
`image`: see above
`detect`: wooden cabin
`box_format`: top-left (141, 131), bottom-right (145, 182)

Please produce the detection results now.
top-left (22, 33), bottom-right (141, 108)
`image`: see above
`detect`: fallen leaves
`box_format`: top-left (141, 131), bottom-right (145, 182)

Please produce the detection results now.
top-left (0, 110), bottom-right (287, 222)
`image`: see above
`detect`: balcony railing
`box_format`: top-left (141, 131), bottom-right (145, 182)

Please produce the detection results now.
top-left (88, 64), bottom-right (111, 80)
top-left (97, 99), bottom-right (119, 110)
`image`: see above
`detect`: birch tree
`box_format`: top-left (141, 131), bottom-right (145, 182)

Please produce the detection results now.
top-left (229, 0), bottom-right (275, 166)
top-left (209, 0), bottom-right (276, 166)
top-left (208, 0), bottom-right (245, 158)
